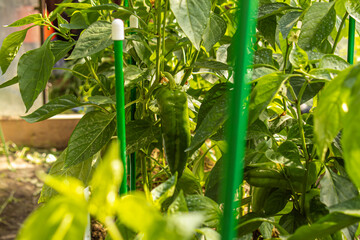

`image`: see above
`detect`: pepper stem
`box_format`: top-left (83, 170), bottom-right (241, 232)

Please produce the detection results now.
top-left (163, 72), bottom-right (176, 89)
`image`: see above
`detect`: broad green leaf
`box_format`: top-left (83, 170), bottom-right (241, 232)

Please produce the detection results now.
top-left (308, 68), bottom-right (332, 81)
top-left (116, 194), bottom-right (165, 235)
top-left (346, 0), bottom-right (360, 23)
top-left (67, 21), bottom-right (112, 59)
top-left (186, 195), bottom-right (222, 228)
top-left (279, 209), bottom-right (307, 234)
top-left (202, 13), bottom-right (227, 52)
top-left (329, 196), bottom-right (360, 217)
top-left (151, 174), bottom-right (177, 209)
top-left (18, 36), bottom-right (55, 112)
top-left (168, 191), bottom-right (188, 214)
top-left (259, 221), bottom-right (274, 239)
top-left (177, 168), bottom-right (202, 195)
top-left (278, 11), bottom-right (302, 38)
top-left (0, 28), bottom-right (29, 74)
top-left (187, 93), bottom-right (228, 152)
top-left (343, 89), bottom-right (360, 189)
top-left (288, 212), bottom-right (360, 240)
top-left (257, 16), bottom-right (277, 49)
top-left (126, 120), bottom-right (159, 154)
top-left (166, 213), bottom-right (204, 240)
top-left (248, 73), bottom-right (289, 125)
top-left (197, 83), bottom-right (230, 130)
top-left (57, 13), bottom-right (70, 35)
top-left (319, 54), bottom-right (350, 71)
top-left (253, 49), bottom-right (274, 65)
top-left (22, 95), bottom-right (83, 123)
top-left (89, 3), bottom-right (120, 11)
top-left (258, 3), bottom-right (294, 20)
top-left (193, 60), bottom-right (229, 70)
top-left (56, 3), bottom-right (93, 9)
top-left (0, 76), bottom-right (18, 89)
top-left (124, 65), bottom-right (148, 88)
top-left (16, 197), bottom-right (88, 240)
top-left (205, 157), bottom-right (223, 203)
top-left (65, 111), bottom-right (116, 167)
top-left (247, 120), bottom-right (272, 140)
top-left (50, 40), bottom-right (76, 63)
top-left (6, 14), bottom-right (43, 27)
top-left (263, 189), bottom-right (290, 215)
top-left (89, 141), bottom-right (123, 220)
top-left (88, 95), bottom-right (115, 105)
top-left (170, 0), bottom-right (211, 50)
top-left (38, 149), bottom-right (94, 203)
top-left (320, 167), bottom-right (358, 207)
top-left (251, 67), bottom-right (276, 81)
top-left (314, 66), bottom-right (358, 160)
top-left (298, 2), bottom-right (336, 50)
top-left (289, 43), bottom-right (308, 69)
top-left (265, 141), bottom-right (303, 169)
top-left (60, 12), bottom-right (88, 30)
top-left (288, 76), bottom-right (324, 104)
top-left (196, 228), bottom-right (221, 240)
top-left (237, 214), bottom-right (289, 236)
top-left (299, 0), bottom-right (311, 9)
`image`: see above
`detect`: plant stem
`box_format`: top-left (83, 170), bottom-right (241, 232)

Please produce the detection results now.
top-left (332, 12), bottom-right (349, 54)
top-left (105, 217), bottom-right (123, 240)
top-left (85, 58), bottom-right (111, 97)
top-left (155, 0), bottom-right (162, 83)
top-left (283, 39), bottom-right (291, 72)
top-left (180, 47), bottom-right (201, 86)
top-left (161, 0), bottom-right (168, 72)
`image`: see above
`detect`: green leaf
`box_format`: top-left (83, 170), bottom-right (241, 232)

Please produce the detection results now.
top-left (170, 0), bottom-right (211, 50)
top-left (177, 168), bottom-right (203, 195)
top-left (186, 195), bottom-right (222, 228)
top-left (50, 40), bottom-right (76, 63)
top-left (126, 120), bottom-right (159, 154)
top-left (257, 16), bottom-right (277, 49)
top-left (279, 209), bottom-right (307, 234)
top-left (151, 174), bottom-right (177, 209)
top-left (205, 157), bottom-right (223, 203)
top-left (265, 141), bottom-right (303, 169)
top-left (288, 76), bottom-right (324, 104)
top-left (298, 2), bottom-right (336, 50)
top-left (197, 83), bottom-right (230, 130)
top-left (187, 93), bottom-right (228, 152)
top-left (22, 95), bottom-right (83, 123)
top-left (196, 228), bottom-right (221, 240)
top-left (60, 12), bottom-right (88, 30)
top-left (38, 149), bottom-right (94, 203)
top-left (263, 189), bottom-right (291, 215)
top-left (314, 66), bottom-right (358, 160)
top-left (168, 190), bottom-right (188, 214)
top-left (0, 76), bottom-right (18, 89)
top-left (56, 3), bottom-right (93, 9)
top-left (193, 60), bottom-right (229, 70)
top-left (343, 89), bottom-right (360, 189)
top-left (65, 111), bottom-right (116, 167)
top-left (319, 54), bottom-right (350, 71)
top-left (289, 43), bottom-right (308, 69)
top-left (320, 167), bottom-right (358, 207)
top-left (257, 3), bottom-right (294, 20)
top-left (248, 73), bottom-right (289, 125)
top-left (278, 11), bottom-right (302, 38)
top-left (0, 28), bottom-right (29, 74)
top-left (346, 0), bottom-right (360, 23)
top-left (6, 14), bottom-right (43, 27)
top-left (17, 197), bottom-right (88, 240)
top-left (18, 36), bottom-right (55, 112)
top-left (89, 3), bottom-right (120, 11)
top-left (253, 49), bottom-right (274, 65)
top-left (124, 65), bottom-right (148, 88)
top-left (89, 141), bottom-right (123, 220)
top-left (288, 212), bottom-right (360, 240)
top-left (67, 21), bottom-right (112, 60)
top-left (202, 13), bottom-right (227, 52)
top-left (88, 95), bottom-right (115, 105)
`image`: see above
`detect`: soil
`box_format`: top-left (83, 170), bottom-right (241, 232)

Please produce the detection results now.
top-left (0, 156), bottom-right (45, 240)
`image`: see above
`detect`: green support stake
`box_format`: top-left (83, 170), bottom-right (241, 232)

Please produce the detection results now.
top-left (112, 19), bottom-right (128, 195)
top-left (348, 16), bottom-right (355, 64)
top-left (221, 0), bottom-right (258, 239)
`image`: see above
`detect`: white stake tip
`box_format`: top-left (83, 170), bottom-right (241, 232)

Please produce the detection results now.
top-left (112, 19), bottom-right (125, 40)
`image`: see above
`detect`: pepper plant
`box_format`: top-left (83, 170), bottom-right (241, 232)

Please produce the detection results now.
top-left (2, 0), bottom-right (360, 239)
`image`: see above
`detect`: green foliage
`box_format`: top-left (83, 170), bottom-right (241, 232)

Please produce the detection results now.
top-left (2, 0), bottom-right (360, 239)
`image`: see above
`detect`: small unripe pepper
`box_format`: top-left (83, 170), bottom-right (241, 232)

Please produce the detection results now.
top-left (155, 72), bottom-right (191, 178)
